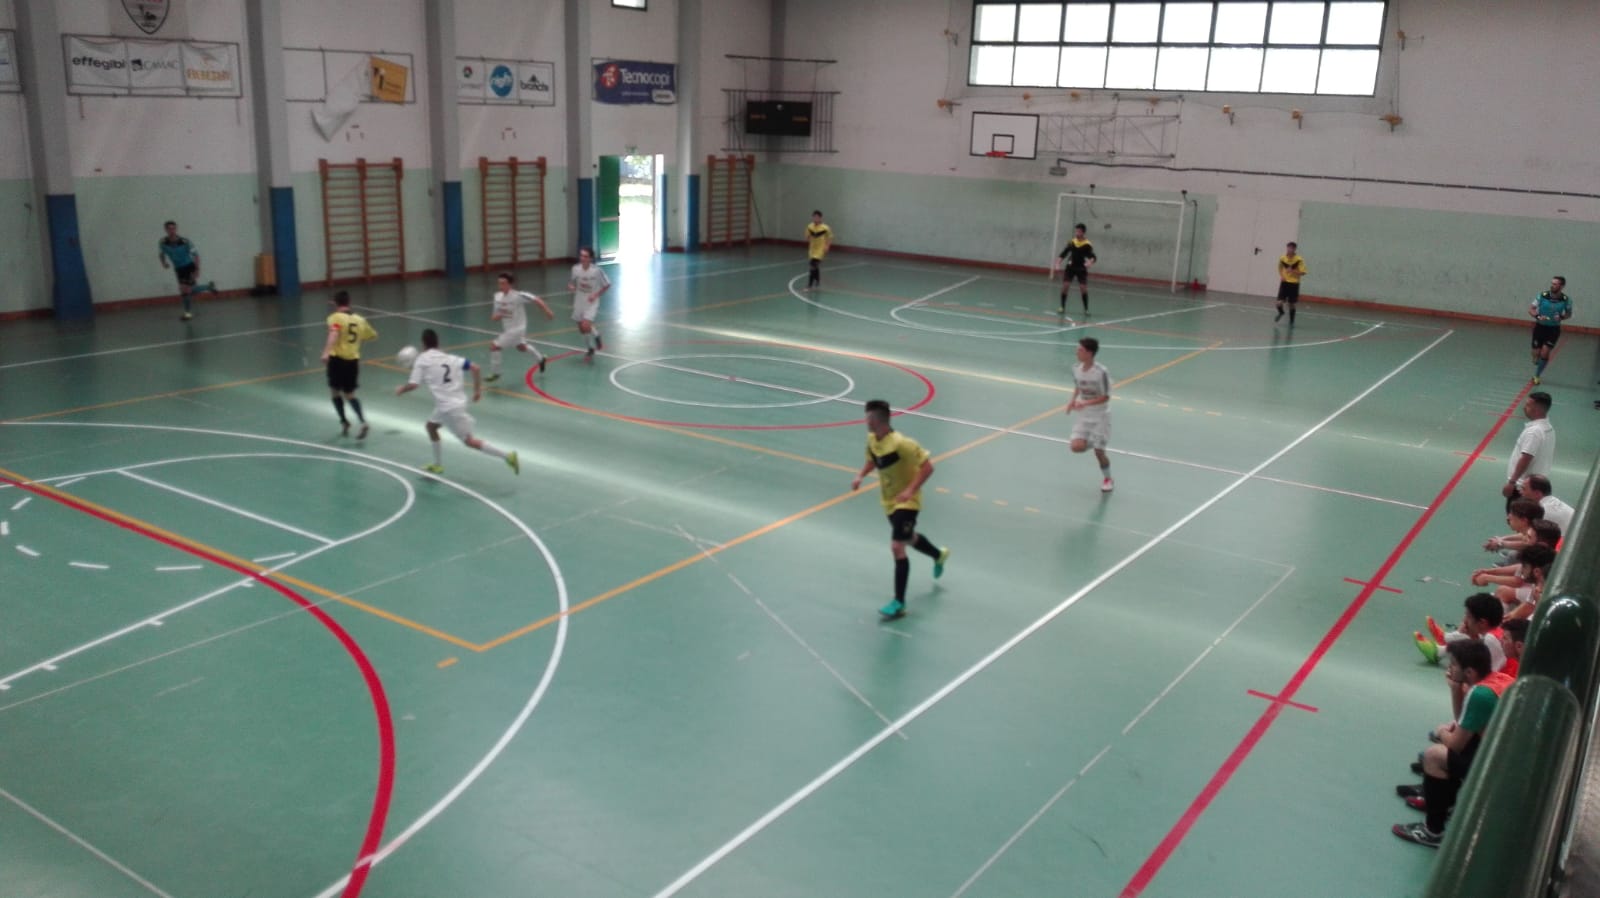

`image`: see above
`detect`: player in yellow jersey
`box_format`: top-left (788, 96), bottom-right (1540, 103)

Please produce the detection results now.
top-left (1276, 241), bottom-right (1308, 325)
top-left (850, 399), bottom-right (952, 619)
top-left (1052, 223), bottom-right (1097, 315)
top-left (805, 210), bottom-right (833, 291)
top-left (320, 290), bottom-right (379, 438)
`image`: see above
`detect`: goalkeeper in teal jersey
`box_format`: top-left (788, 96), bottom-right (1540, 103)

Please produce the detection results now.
top-left (1528, 276), bottom-right (1572, 385)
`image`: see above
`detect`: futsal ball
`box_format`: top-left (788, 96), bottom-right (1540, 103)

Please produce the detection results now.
top-left (395, 345), bottom-right (419, 368)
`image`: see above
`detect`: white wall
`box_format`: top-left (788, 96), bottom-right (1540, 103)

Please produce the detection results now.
top-left (589, 0), bottom-right (681, 165)
top-left (455, 0), bottom-right (566, 170)
top-left (0, 0), bottom-right (27, 182)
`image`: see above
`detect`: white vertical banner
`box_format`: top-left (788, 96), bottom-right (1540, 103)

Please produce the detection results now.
top-left (180, 42), bottom-right (240, 94)
top-left (0, 32), bottom-right (17, 89)
top-left (458, 59), bottom-right (485, 100)
top-left (64, 36), bottom-right (132, 91)
top-left (127, 39), bottom-right (184, 93)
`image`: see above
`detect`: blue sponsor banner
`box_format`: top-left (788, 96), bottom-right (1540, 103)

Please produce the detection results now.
top-left (593, 59), bottom-right (676, 105)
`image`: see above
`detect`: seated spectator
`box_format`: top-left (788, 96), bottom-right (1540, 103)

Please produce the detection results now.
top-left (1483, 498), bottom-right (1544, 561)
top-left (1472, 543), bottom-right (1556, 621)
top-left (1414, 594), bottom-right (1506, 719)
top-left (1394, 640), bottom-right (1511, 847)
top-left (1520, 474), bottom-right (1574, 534)
top-left (1500, 618), bottom-right (1529, 678)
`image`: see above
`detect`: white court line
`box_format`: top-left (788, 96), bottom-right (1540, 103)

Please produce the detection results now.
top-left (55, 477), bottom-right (86, 488)
top-left (650, 329), bottom-right (1454, 897)
top-left (252, 551), bottom-right (297, 564)
top-left (673, 524), bottom-right (906, 742)
top-left (11, 496), bottom-right (30, 511)
top-left (156, 564), bottom-right (203, 572)
top-left (1, 422), bottom-right (572, 898)
top-left (0, 785), bottom-right (177, 898)
top-left (1, 521), bottom-right (8, 536)
top-left (117, 470), bottom-right (335, 545)
top-left (0, 455), bottom-right (415, 692)
top-left (17, 545), bottom-right (40, 557)
top-left (68, 561), bottom-right (109, 570)
top-left (950, 563), bottom-right (1296, 897)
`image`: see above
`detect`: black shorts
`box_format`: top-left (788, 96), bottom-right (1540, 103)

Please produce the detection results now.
top-left (887, 508), bottom-right (919, 542)
top-left (175, 263), bottom-right (198, 287)
top-left (1447, 738), bottom-right (1479, 782)
top-left (1063, 267), bottom-right (1089, 285)
top-left (1277, 281), bottom-right (1300, 302)
top-left (1532, 324), bottom-right (1562, 349)
top-left (326, 357), bottom-right (360, 393)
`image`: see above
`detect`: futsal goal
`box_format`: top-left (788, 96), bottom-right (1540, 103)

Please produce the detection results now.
top-left (1051, 192), bottom-right (1192, 293)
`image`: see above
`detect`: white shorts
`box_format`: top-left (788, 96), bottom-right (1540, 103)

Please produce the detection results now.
top-left (572, 298), bottom-right (599, 323)
top-left (1515, 584), bottom-right (1536, 606)
top-left (1070, 415), bottom-right (1110, 449)
top-left (429, 407), bottom-right (475, 442)
top-left (492, 328), bottom-right (526, 351)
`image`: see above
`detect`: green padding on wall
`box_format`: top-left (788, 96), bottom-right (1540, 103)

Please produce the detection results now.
top-left (0, 179), bottom-right (50, 314)
top-left (770, 163), bottom-right (1212, 284)
top-left (1300, 203), bottom-right (1600, 321)
top-left (73, 173), bottom-right (260, 306)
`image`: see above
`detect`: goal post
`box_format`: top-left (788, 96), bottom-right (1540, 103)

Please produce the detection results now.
top-left (1052, 192), bottom-right (1190, 293)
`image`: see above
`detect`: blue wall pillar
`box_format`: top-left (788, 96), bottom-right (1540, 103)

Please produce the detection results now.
top-left (45, 195), bottom-right (93, 319)
top-left (269, 186), bottom-right (301, 295)
top-left (578, 177), bottom-right (596, 253)
top-left (685, 174), bottom-right (701, 254)
top-left (442, 180), bottom-right (466, 278)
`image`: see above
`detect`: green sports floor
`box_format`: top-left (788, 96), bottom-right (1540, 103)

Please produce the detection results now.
top-left (3, 247), bottom-right (1597, 898)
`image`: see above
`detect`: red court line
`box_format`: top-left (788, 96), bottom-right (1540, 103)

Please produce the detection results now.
top-left (1, 475), bottom-right (395, 898)
top-left (1342, 576), bottom-right (1402, 594)
top-left (525, 338), bottom-right (937, 430)
top-left (1245, 689), bottom-right (1319, 713)
top-left (1118, 380), bottom-right (1536, 898)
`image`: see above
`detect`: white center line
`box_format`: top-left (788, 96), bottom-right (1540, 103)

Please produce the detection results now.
top-left (117, 470), bottom-right (335, 545)
top-left (650, 329), bottom-right (1453, 898)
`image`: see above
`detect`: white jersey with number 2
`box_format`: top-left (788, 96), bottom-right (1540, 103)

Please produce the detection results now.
top-left (410, 348), bottom-right (472, 413)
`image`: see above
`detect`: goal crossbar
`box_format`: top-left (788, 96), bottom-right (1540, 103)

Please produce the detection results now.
top-left (1052, 192), bottom-right (1188, 293)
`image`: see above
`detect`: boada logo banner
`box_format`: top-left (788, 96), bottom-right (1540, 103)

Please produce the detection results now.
top-left (120, 0), bottom-right (170, 36)
top-left (518, 62), bottom-right (555, 106)
top-left (593, 60), bottom-right (675, 105)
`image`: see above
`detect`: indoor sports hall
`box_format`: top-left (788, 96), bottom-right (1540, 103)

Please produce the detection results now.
top-left (3, 3), bottom-right (1600, 898)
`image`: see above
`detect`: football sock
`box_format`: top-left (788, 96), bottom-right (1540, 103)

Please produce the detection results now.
top-left (1536, 358), bottom-right (1548, 377)
top-left (894, 558), bottom-right (910, 601)
top-left (912, 534), bottom-right (941, 559)
top-left (431, 441), bottom-right (443, 465)
top-left (1100, 461), bottom-right (1112, 478)
top-left (1423, 774), bottom-right (1456, 835)
top-left (490, 349), bottom-right (502, 375)
top-left (332, 396), bottom-right (347, 425)
top-left (348, 398), bottom-right (365, 423)
top-left (478, 442), bottom-right (508, 460)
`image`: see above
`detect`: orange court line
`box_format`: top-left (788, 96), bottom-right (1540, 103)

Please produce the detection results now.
top-left (10, 368), bottom-right (320, 422)
top-left (476, 341), bottom-right (1219, 651)
top-left (0, 466), bottom-right (482, 651)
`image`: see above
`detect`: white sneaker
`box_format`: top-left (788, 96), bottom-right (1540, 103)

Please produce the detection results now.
top-left (1101, 477), bottom-right (1114, 493)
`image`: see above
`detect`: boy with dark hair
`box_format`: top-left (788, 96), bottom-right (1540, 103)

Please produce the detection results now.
top-left (851, 399), bottom-right (951, 620)
top-left (1066, 336), bottom-right (1113, 492)
top-left (1053, 222), bottom-right (1096, 315)
top-left (805, 211), bottom-right (833, 291)
top-left (320, 290), bottom-right (378, 438)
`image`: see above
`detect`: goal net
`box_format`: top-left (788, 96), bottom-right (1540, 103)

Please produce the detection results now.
top-left (1052, 192), bottom-right (1191, 293)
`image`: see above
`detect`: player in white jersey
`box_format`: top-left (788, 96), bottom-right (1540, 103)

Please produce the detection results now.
top-left (1066, 336), bottom-right (1114, 492)
top-left (487, 272), bottom-right (554, 381)
top-left (395, 329), bottom-right (520, 476)
top-left (567, 246), bottom-right (611, 361)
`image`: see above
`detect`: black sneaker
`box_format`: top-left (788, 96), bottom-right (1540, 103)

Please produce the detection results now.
top-left (1410, 760), bottom-right (1424, 776)
top-left (1274, 306), bottom-right (1284, 322)
top-left (539, 357), bottom-right (548, 373)
top-left (1392, 821), bottom-right (1442, 848)
top-left (341, 421), bottom-right (350, 436)
top-left (595, 334), bottom-right (604, 351)
top-left (1395, 783), bottom-right (1423, 799)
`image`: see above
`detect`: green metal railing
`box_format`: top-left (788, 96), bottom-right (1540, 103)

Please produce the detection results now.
top-left (1423, 453), bottom-right (1600, 898)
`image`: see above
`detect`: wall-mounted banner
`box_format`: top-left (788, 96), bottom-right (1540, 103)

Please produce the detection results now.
top-left (116, 0), bottom-right (183, 37)
top-left (63, 35), bottom-right (240, 97)
top-left (593, 59), bottom-right (675, 105)
top-left (370, 55), bottom-right (408, 103)
top-left (457, 57), bottom-right (556, 106)
top-left (0, 31), bottom-right (20, 90)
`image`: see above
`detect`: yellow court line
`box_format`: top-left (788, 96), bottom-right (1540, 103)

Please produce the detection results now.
top-left (11, 368), bottom-right (320, 422)
top-left (0, 467), bottom-right (482, 651)
top-left (489, 387), bottom-right (859, 475)
top-left (476, 340), bottom-right (1220, 651)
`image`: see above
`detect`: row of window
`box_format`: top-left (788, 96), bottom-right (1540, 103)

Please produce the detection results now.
top-left (970, 1), bottom-right (1386, 95)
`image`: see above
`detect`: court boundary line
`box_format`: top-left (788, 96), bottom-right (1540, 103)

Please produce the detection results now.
top-left (0, 474), bottom-right (396, 898)
top-left (0, 784), bottom-right (178, 898)
top-left (118, 468), bottom-right (337, 544)
top-left (1116, 348), bottom-right (1525, 898)
top-left (648, 329), bottom-right (1454, 898)
top-left (950, 563), bottom-right (1298, 897)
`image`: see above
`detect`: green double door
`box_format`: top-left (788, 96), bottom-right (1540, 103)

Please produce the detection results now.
top-left (597, 155), bottom-right (622, 259)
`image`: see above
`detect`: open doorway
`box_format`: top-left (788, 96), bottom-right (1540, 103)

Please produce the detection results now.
top-left (597, 154), bottom-right (661, 259)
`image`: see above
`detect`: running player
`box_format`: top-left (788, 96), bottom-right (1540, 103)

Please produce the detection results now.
top-left (567, 247), bottom-right (611, 361)
top-left (1528, 276), bottom-right (1572, 385)
top-left (1275, 241), bottom-right (1307, 325)
top-left (1066, 336), bottom-right (1114, 492)
top-left (395, 329), bottom-right (520, 476)
top-left (805, 210), bottom-right (833, 291)
top-left (319, 290), bottom-right (378, 438)
top-left (157, 220), bottom-right (215, 321)
top-left (486, 272), bottom-right (554, 382)
top-left (850, 399), bottom-right (952, 620)
top-left (1052, 222), bottom-right (1096, 315)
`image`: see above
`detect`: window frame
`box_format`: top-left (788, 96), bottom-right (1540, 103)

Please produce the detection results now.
top-left (966, 0), bottom-right (1387, 96)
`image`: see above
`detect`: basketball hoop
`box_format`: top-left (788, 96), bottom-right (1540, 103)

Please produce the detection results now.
top-left (985, 150), bottom-right (1011, 159)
